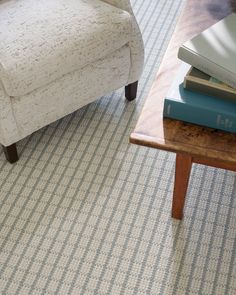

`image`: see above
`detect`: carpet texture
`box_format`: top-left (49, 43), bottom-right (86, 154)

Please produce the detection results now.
top-left (1, 0), bottom-right (236, 294)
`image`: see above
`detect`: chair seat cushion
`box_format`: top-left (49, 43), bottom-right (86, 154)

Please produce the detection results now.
top-left (0, 0), bottom-right (132, 96)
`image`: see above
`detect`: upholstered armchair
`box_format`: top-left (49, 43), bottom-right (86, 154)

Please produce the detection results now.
top-left (0, 0), bottom-right (144, 163)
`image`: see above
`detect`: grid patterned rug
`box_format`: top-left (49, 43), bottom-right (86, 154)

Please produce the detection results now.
top-left (1, 0), bottom-right (236, 294)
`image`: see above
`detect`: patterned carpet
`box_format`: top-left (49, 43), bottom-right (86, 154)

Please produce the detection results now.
top-left (1, 0), bottom-right (236, 294)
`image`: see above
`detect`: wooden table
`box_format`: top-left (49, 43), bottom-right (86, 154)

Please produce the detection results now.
top-left (130, 0), bottom-right (236, 220)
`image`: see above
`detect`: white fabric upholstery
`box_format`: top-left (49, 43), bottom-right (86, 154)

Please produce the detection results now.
top-left (0, 0), bottom-right (144, 147)
top-left (101, 0), bottom-right (144, 83)
top-left (0, 82), bottom-right (19, 146)
top-left (11, 46), bottom-right (130, 145)
top-left (101, 0), bottom-right (133, 14)
top-left (0, 0), bottom-right (132, 96)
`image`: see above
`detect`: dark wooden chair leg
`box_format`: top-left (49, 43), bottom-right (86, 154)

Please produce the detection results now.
top-left (125, 81), bottom-right (138, 101)
top-left (3, 143), bottom-right (19, 163)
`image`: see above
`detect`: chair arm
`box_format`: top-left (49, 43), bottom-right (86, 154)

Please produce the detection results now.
top-left (100, 0), bottom-right (133, 14)
top-left (101, 0), bottom-right (144, 84)
top-left (0, 82), bottom-right (20, 146)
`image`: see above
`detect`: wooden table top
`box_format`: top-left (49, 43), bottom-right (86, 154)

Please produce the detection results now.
top-left (130, 0), bottom-right (236, 164)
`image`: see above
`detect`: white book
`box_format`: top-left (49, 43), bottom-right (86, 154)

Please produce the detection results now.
top-left (178, 13), bottom-right (236, 89)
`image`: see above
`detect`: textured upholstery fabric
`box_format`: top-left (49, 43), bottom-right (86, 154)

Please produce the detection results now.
top-left (0, 0), bottom-right (132, 96)
top-left (0, 0), bottom-right (144, 147)
top-left (101, 0), bottom-right (133, 13)
top-left (101, 0), bottom-right (144, 84)
top-left (0, 46), bottom-right (130, 146)
top-left (0, 82), bottom-right (19, 146)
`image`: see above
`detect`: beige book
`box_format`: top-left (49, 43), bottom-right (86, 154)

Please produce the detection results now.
top-left (184, 67), bottom-right (236, 101)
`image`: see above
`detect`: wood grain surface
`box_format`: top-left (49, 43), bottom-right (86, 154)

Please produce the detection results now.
top-left (130, 0), bottom-right (236, 164)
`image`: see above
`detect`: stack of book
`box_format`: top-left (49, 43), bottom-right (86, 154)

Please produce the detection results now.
top-left (163, 13), bottom-right (236, 133)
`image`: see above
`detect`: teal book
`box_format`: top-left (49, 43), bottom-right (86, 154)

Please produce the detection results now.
top-left (163, 63), bottom-right (236, 133)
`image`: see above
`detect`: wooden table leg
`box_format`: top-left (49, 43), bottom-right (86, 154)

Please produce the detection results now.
top-left (172, 153), bottom-right (192, 220)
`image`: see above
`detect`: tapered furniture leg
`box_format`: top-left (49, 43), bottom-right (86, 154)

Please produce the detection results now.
top-left (172, 153), bottom-right (192, 219)
top-left (2, 144), bottom-right (19, 164)
top-left (125, 81), bottom-right (138, 101)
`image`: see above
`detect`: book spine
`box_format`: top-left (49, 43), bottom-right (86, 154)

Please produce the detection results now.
top-left (163, 98), bottom-right (236, 133)
top-left (184, 78), bottom-right (236, 102)
top-left (178, 47), bottom-right (236, 89)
